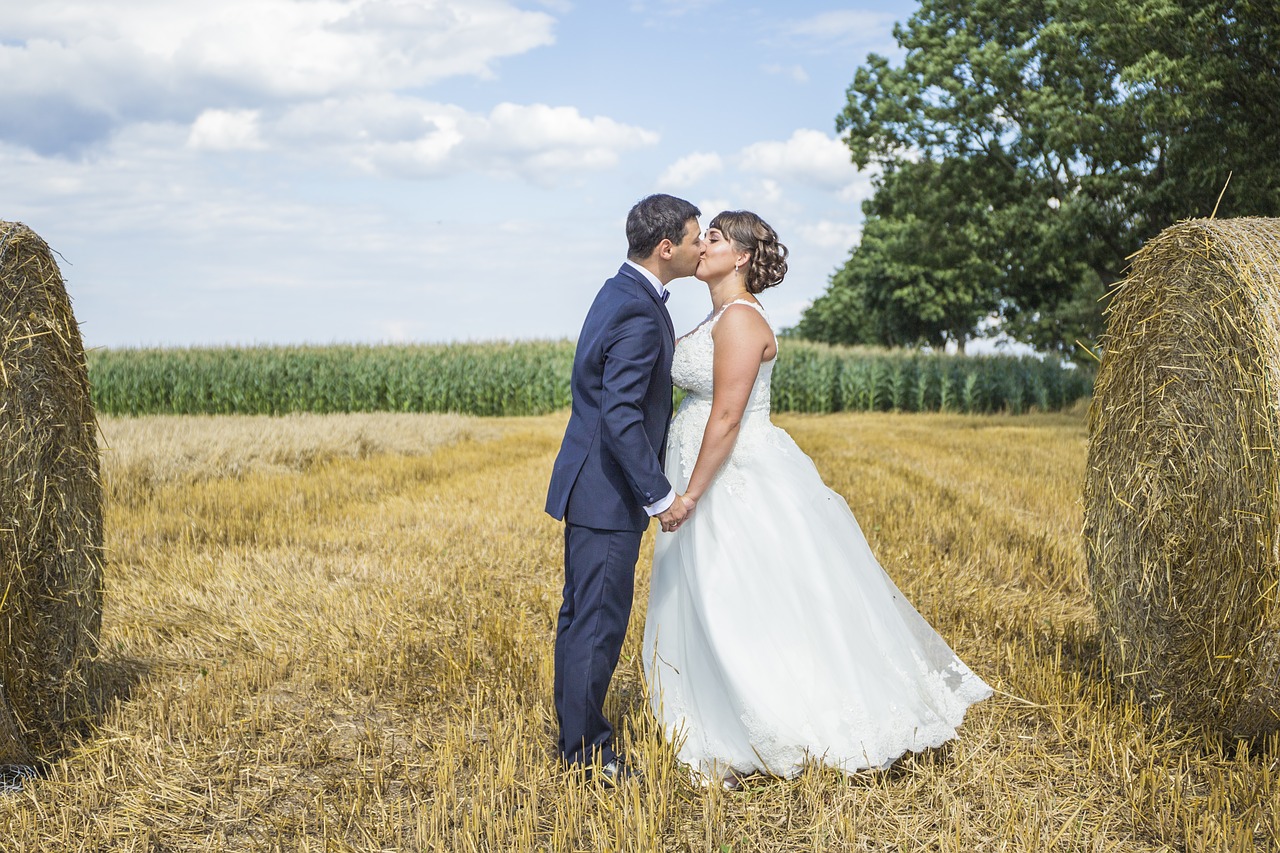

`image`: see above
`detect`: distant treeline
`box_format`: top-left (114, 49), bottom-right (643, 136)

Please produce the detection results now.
top-left (87, 341), bottom-right (1092, 417)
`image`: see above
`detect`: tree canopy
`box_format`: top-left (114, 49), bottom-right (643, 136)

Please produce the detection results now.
top-left (797, 0), bottom-right (1280, 359)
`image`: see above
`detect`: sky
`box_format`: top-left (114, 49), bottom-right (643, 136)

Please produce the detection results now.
top-left (1, 0), bottom-right (920, 349)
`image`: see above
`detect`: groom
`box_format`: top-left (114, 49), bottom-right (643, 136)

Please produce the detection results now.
top-left (545, 193), bottom-right (702, 784)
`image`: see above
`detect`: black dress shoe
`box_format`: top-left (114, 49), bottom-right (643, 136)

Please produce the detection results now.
top-left (596, 757), bottom-right (643, 787)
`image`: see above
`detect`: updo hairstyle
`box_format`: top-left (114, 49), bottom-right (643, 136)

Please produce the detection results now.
top-left (709, 210), bottom-right (788, 294)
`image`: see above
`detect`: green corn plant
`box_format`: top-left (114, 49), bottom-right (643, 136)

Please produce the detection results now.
top-left (86, 341), bottom-right (1092, 417)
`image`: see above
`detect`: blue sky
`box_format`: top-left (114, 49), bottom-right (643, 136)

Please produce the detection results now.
top-left (2, 0), bottom-right (919, 349)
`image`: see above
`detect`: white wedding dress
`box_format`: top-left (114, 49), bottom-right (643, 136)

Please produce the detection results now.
top-left (643, 300), bottom-right (992, 780)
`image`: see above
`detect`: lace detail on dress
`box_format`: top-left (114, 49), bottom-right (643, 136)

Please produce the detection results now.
top-left (669, 301), bottom-right (785, 495)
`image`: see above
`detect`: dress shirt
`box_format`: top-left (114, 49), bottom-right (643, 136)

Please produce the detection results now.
top-left (624, 259), bottom-right (669, 304)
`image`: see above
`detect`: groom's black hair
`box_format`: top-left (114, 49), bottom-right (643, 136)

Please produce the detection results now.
top-left (626, 194), bottom-right (701, 260)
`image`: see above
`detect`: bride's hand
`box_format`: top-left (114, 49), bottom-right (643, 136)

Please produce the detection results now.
top-left (666, 495), bottom-right (697, 532)
top-left (659, 494), bottom-right (697, 533)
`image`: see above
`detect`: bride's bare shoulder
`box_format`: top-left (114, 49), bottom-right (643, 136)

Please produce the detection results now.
top-left (712, 301), bottom-right (774, 349)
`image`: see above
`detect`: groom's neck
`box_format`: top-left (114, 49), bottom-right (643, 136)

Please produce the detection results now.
top-left (630, 256), bottom-right (671, 286)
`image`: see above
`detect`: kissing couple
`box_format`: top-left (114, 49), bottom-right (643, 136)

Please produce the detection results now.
top-left (545, 194), bottom-right (992, 788)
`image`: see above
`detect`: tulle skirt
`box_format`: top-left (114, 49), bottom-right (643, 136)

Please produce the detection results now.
top-left (643, 407), bottom-right (992, 779)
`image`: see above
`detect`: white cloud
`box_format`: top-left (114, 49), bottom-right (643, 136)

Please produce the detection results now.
top-left (694, 197), bottom-right (733, 220)
top-left (446, 102), bottom-right (660, 183)
top-left (483, 103), bottom-right (649, 152)
top-left (275, 96), bottom-right (657, 184)
top-left (738, 129), bottom-right (862, 192)
top-left (796, 219), bottom-right (862, 249)
top-left (785, 10), bottom-right (899, 46)
top-left (838, 171), bottom-right (877, 205)
top-left (756, 179), bottom-right (783, 204)
top-left (3, 121), bottom-right (382, 245)
top-left (658, 152), bottom-right (723, 188)
top-left (0, 0), bottom-right (556, 155)
top-left (762, 63), bottom-right (809, 83)
top-left (277, 95), bottom-right (457, 144)
top-left (188, 109), bottom-right (267, 151)
top-left (629, 0), bottom-right (721, 17)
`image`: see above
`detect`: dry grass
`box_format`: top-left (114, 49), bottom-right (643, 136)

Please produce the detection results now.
top-left (1085, 217), bottom-right (1280, 740)
top-left (96, 412), bottom-right (504, 507)
top-left (0, 220), bottom-right (102, 763)
top-left (0, 410), bottom-right (1275, 850)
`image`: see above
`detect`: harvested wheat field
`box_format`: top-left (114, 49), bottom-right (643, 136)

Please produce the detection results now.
top-left (0, 410), bottom-right (1275, 851)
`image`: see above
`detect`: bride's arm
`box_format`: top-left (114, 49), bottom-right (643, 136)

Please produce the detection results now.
top-left (682, 306), bottom-right (774, 504)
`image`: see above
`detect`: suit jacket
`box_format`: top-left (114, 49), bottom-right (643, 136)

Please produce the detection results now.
top-left (546, 263), bottom-right (675, 531)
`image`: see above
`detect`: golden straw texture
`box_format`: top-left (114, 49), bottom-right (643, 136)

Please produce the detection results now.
top-left (1085, 217), bottom-right (1280, 739)
top-left (0, 221), bottom-right (103, 762)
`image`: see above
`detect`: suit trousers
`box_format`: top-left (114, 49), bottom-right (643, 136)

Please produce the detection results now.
top-left (554, 523), bottom-right (643, 766)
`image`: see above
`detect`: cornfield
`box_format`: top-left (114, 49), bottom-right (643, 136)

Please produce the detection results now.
top-left (774, 341), bottom-right (1090, 414)
top-left (87, 342), bottom-right (575, 417)
top-left (87, 341), bottom-right (1092, 417)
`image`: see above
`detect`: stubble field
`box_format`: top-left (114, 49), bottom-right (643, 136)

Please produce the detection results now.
top-left (0, 410), bottom-right (1276, 851)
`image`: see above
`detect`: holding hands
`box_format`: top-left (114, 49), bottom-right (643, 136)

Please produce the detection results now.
top-left (659, 494), bottom-right (697, 533)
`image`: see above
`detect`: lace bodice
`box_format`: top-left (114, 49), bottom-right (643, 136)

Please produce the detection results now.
top-left (668, 300), bottom-right (782, 490)
top-left (672, 300), bottom-right (775, 407)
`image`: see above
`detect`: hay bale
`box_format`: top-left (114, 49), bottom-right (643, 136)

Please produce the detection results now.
top-left (1084, 217), bottom-right (1280, 739)
top-left (0, 221), bottom-right (103, 762)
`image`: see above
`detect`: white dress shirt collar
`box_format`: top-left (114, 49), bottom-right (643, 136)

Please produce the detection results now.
top-left (624, 259), bottom-right (667, 303)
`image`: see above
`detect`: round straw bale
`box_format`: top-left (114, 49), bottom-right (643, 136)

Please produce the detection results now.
top-left (1084, 217), bottom-right (1280, 739)
top-left (0, 222), bottom-right (103, 762)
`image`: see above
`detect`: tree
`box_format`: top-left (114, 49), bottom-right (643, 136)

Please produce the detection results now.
top-left (796, 157), bottom-right (1006, 350)
top-left (802, 0), bottom-right (1280, 359)
top-left (1106, 0), bottom-right (1280, 220)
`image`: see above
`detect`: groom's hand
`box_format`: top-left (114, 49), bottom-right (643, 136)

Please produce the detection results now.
top-left (659, 494), bottom-right (696, 533)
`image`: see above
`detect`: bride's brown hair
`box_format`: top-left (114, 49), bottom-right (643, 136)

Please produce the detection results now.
top-left (709, 210), bottom-right (788, 294)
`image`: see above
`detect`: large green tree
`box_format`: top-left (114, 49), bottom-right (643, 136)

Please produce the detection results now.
top-left (795, 157), bottom-right (1008, 350)
top-left (801, 0), bottom-right (1280, 358)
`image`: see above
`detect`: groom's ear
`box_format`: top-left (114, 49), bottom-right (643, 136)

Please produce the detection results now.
top-left (656, 239), bottom-right (674, 260)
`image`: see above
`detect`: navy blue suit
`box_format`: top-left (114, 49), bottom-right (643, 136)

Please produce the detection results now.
top-left (546, 263), bottom-right (674, 766)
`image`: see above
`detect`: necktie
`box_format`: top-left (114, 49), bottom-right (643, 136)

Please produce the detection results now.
top-left (660, 290), bottom-right (670, 304)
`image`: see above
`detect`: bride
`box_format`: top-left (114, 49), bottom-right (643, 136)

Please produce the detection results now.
top-left (642, 210), bottom-right (992, 786)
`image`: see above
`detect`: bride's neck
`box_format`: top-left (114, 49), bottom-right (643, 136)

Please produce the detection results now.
top-left (707, 275), bottom-right (751, 313)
